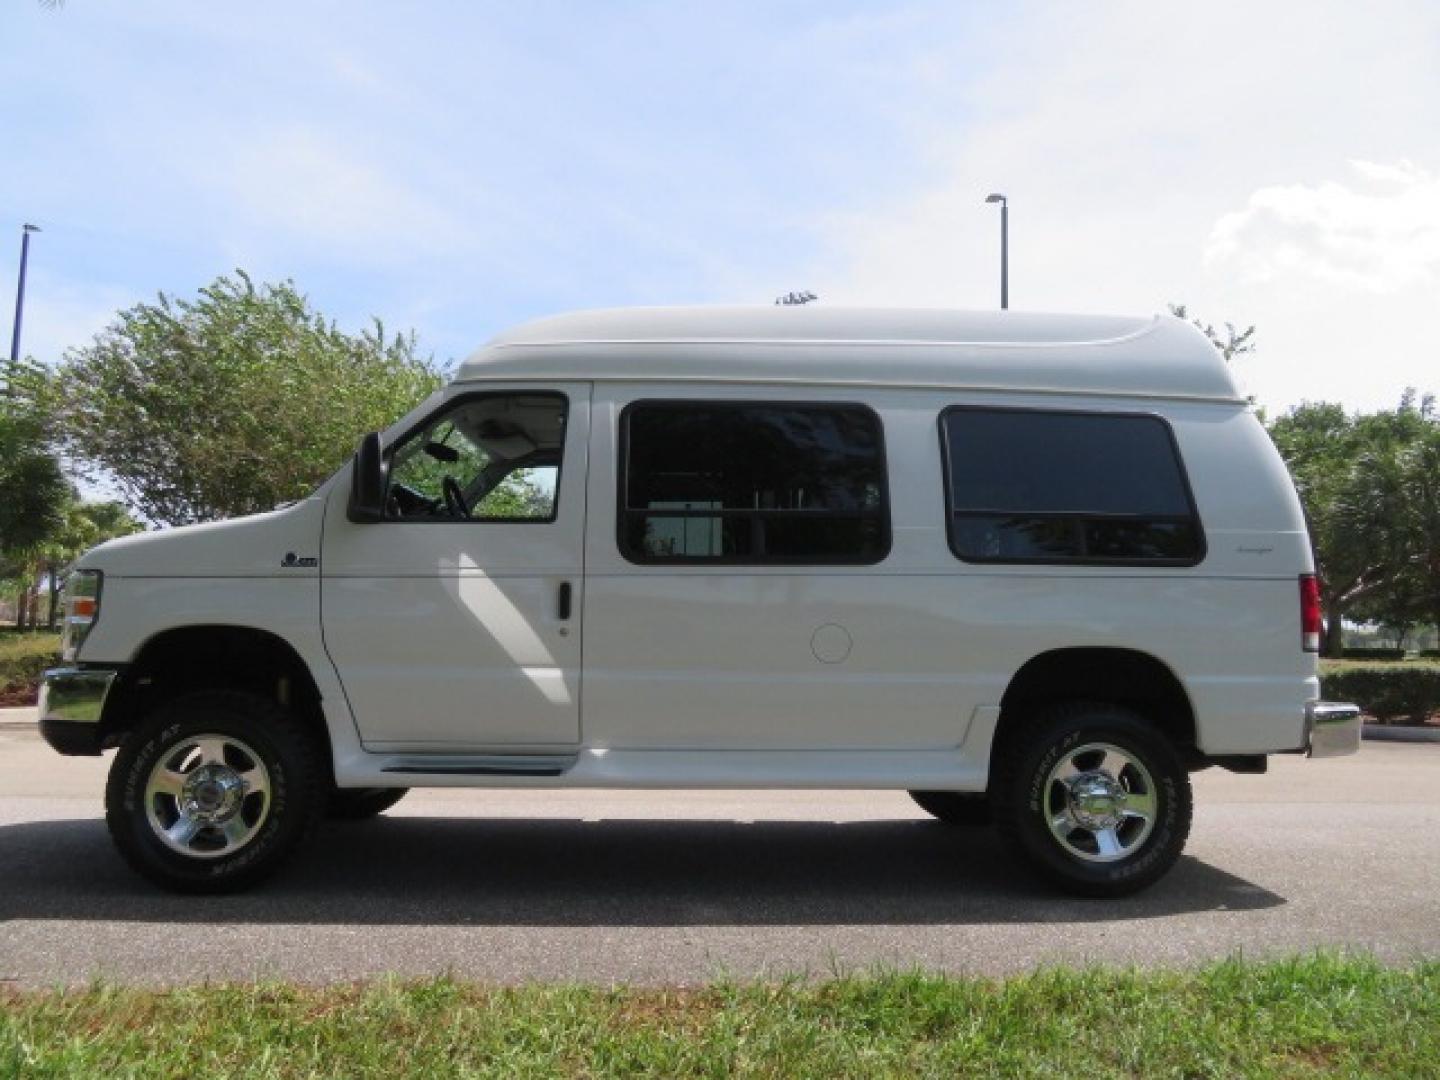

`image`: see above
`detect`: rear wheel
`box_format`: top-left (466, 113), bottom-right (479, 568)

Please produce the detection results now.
top-left (328, 787), bottom-right (408, 820)
top-left (908, 790), bottom-right (992, 826)
top-left (992, 702), bottom-right (1191, 897)
top-left (105, 691), bottom-right (324, 893)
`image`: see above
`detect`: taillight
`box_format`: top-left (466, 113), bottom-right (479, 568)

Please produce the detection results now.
top-left (1300, 574), bottom-right (1322, 653)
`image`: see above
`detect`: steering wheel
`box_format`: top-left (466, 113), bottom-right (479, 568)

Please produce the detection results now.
top-left (441, 476), bottom-right (471, 519)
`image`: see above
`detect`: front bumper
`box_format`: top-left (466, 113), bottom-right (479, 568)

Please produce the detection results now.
top-left (1305, 700), bottom-right (1362, 759)
top-left (37, 666), bottom-right (118, 756)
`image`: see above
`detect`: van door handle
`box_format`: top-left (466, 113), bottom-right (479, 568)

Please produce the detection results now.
top-left (557, 581), bottom-right (573, 621)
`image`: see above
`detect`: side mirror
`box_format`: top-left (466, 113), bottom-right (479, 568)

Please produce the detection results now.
top-left (347, 432), bottom-right (387, 523)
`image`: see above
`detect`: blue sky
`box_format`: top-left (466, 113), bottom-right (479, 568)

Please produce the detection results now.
top-left (3, 1), bottom-right (1439, 412)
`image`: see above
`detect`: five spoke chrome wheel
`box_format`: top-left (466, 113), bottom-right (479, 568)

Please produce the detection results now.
top-left (1043, 741), bottom-right (1157, 863)
top-left (144, 734), bottom-right (271, 859)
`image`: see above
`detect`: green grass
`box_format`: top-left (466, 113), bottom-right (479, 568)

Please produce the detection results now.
top-left (3, 955), bottom-right (1438, 1078)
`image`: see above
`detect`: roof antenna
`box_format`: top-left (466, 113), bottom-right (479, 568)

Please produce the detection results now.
top-left (775, 290), bottom-right (818, 306)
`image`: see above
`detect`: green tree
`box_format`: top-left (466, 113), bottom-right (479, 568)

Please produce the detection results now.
top-left (1268, 393), bottom-right (1440, 655)
top-left (1, 361), bottom-right (72, 627)
top-left (1353, 398), bottom-right (1440, 639)
top-left (1409, 424), bottom-right (1440, 636)
top-left (1268, 402), bottom-right (1379, 655)
top-left (37, 499), bottom-right (143, 629)
top-left (54, 272), bottom-right (444, 525)
top-left (474, 469), bottom-right (552, 518)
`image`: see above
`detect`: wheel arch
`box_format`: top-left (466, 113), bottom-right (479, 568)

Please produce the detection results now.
top-left (991, 646), bottom-right (1198, 772)
top-left (99, 624), bottom-right (331, 765)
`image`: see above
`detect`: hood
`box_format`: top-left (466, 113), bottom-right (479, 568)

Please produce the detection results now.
top-left (76, 495), bottom-right (328, 578)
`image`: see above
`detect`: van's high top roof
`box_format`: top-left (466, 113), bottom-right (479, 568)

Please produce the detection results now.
top-left (456, 306), bottom-right (1244, 403)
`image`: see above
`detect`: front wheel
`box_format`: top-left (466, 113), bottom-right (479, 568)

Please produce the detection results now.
top-left (105, 691), bottom-right (325, 893)
top-left (992, 703), bottom-right (1192, 898)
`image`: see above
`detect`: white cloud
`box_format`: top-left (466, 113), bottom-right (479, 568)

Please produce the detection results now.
top-left (1205, 161), bottom-right (1440, 293)
top-left (806, 0), bottom-right (1440, 413)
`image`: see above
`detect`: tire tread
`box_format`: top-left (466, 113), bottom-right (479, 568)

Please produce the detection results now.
top-left (992, 700), bottom-right (1193, 898)
top-left (104, 689), bottom-right (326, 894)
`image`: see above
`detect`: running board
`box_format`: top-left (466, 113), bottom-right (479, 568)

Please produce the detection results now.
top-left (381, 754), bottom-right (576, 777)
top-left (334, 706), bottom-right (1005, 790)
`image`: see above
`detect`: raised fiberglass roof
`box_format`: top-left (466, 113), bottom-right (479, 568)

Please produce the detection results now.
top-left (454, 306), bottom-right (1243, 403)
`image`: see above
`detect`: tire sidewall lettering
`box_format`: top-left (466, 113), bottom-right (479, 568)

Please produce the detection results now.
top-left (1004, 710), bottom-right (1191, 895)
top-left (105, 692), bottom-right (320, 892)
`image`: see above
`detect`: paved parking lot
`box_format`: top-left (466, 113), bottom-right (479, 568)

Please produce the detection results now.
top-left (2, 717), bottom-right (1438, 987)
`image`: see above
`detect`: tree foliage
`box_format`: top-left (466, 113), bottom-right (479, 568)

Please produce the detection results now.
top-left (1268, 393), bottom-right (1440, 654)
top-left (53, 272), bottom-right (444, 525)
top-left (2, 361), bottom-right (141, 626)
top-left (473, 470), bottom-right (553, 518)
top-left (0, 362), bottom-right (71, 556)
top-left (1348, 399), bottom-right (1440, 639)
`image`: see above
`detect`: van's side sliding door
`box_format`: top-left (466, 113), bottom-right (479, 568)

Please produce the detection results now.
top-left (581, 384), bottom-right (967, 752)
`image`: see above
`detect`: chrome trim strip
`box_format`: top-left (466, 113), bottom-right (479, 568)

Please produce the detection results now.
top-left (1306, 700), bottom-right (1362, 759)
top-left (38, 667), bottom-right (117, 726)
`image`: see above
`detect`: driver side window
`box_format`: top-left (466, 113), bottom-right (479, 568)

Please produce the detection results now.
top-left (385, 392), bottom-right (566, 522)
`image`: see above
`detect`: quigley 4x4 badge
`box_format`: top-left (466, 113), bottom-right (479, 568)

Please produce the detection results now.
top-left (280, 552), bottom-right (318, 568)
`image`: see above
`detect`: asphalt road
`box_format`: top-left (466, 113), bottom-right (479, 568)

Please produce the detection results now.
top-left (2, 717), bottom-right (1438, 987)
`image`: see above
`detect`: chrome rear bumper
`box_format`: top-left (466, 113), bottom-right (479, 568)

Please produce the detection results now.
top-left (1305, 700), bottom-right (1362, 759)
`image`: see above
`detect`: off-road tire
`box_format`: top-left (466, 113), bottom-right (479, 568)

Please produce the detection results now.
top-left (991, 701), bottom-right (1192, 898)
top-left (105, 690), bottom-right (325, 894)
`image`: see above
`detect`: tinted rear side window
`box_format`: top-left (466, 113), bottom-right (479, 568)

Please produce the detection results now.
top-left (620, 402), bottom-right (889, 564)
top-left (941, 407), bottom-right (1203, 565)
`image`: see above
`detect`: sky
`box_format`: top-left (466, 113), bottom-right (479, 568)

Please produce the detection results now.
top-left (2, 0), bottom-right (1438, 416)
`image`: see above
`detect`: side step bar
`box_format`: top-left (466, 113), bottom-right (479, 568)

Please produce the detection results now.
top-left (382, 754), bottom-right (577, 778)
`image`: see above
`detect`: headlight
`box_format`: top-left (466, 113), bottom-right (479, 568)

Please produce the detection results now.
top-left (60, 570), bottom-right (103, 661)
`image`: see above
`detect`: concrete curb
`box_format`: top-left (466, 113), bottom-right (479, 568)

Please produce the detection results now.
top-left (0, 707), bottom-right (38, 729)
top-left (1363, 723), bottom-right (1440, 744)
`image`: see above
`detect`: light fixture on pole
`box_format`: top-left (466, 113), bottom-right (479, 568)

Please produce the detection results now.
top-left (9, 223), bottom-right (41, 365)
top-left (984, 194), bottom-right (1008, 310)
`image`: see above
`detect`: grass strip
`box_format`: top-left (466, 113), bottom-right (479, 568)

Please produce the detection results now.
top-left (3, 954), bottom-right (1438, 1078)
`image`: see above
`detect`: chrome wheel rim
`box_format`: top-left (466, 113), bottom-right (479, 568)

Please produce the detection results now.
top-left (1043, 742), bottom-right (1157, 863)
top-left (144, 734), bottom-right (271, 859)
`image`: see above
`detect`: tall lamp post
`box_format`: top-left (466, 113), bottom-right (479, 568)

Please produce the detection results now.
top-left (984, 194), bottom-right (1008, 310)
top-left (10, 222), bottom-right (41, 364)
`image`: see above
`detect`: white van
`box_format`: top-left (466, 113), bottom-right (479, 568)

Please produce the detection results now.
top-left (39, 306), bottom-right (1359, 897)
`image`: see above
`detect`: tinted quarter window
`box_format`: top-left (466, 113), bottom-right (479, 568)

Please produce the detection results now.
top-left (942, 408), bottom-right (1203, 564)
top-left (621, 402), bottom-right (889, 563)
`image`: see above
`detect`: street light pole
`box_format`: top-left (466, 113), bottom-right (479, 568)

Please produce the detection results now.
top-left (984, 194), bottom-right (1008, 310)
top-left (10, 223), bottom-right (41, 365)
